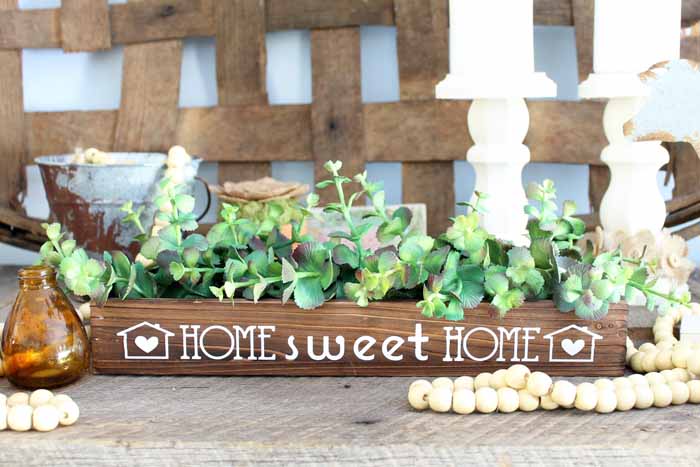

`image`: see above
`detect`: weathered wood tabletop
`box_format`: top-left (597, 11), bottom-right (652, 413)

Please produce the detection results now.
top-left (1, 265), bottom-right (700, 466)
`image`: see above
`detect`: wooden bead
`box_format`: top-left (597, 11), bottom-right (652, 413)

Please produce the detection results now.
top-left (660, 369), bottom-right (678, 383)
top-left (595, 390), bottom-right (617, 414)
top-left (452, 389), bottom-right (476, 415)
top-left (526, 372), bottom-right (552, 397)
top-left (642, 351), bottom-right (659, 373)
top-left (54, 399), bottom-right (80, 426)
top-left (489, 369), bottom-right (508, 389)
top-left (29, 389), bottom-right (54, 408)
top-left (673, 368), bottom-right (691, 383)
top-left (0, 405), bottom-right (6, 431)
top-left (454, 376), bottom-right (474, 392)
top-left (518, 389), bottom-right (539, 412)
top-left (408, 382), bottom-right (432, 411)
top-left (475, 387), bottom-right (498, 414)
top-left (540, 395), bottom-right (559, 410)
top-left (7, 405), bottom-right (32, 432)
top-left (654, 349), bottom-right (674, 371)
top-left (594, 379), bottom-right (615, 393)
top-left (672, 347), bottom-right (692, 369)
top-left (551, 381), bottom-right (576, 408)
top-left (613, 377), bottom-right (632, 391)
top-left (432, 377), bottom-right (454, 391)
top-left (687, 351), bottom-right (700, 375)
top-left (629, 352), bottom-right (646, 373)
top-left (428, 387), bottom-right (453, 413)
top-left (639, 342), bottom-right (658, 353)
top-left (651, 383), bottom-right (673, 408)
top-left (7, 392), bottom-right (29, 407)
top-left (496, 387), bottom-right (519, 413)
top-left (505, 364), bottom-right (530, 390)
top-left (474, 373), bottom-right (492, 390)
top-left (574, 383), bottom-right (598, 411)
top-left (669, 381), bottom-right (690, 405)
top-left (645, 372), bottom-right (665, 386)
top-left (615, 387), bottom-right (636, 411)
top-left (687, 380), bottom-right (700, 403)
top-left (628, 374), bottom-right (648, 387)
top-left (634, 385), bottom-right (655, 409)
top-left (32, 405), bottom-right (59, 432)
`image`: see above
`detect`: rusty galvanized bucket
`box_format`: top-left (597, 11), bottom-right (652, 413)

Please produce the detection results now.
top-left (36, 153), bottom-right (204, 256)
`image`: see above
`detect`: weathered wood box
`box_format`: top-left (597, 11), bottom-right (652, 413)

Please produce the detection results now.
top-left (91, 300), bottom-right (628, 376)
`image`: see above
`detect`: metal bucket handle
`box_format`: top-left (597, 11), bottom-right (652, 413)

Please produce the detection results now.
top-left (194, 176), bottom-right (212, 222)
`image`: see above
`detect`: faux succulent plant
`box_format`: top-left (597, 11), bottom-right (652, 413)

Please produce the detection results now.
top-left (39, 161), bottom-right (691, 321)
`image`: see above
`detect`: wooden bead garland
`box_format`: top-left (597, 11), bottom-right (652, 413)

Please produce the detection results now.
top-left (408, 305), bottom-right (700, 415)
top-left (0, 389), bottom-right (80, 432)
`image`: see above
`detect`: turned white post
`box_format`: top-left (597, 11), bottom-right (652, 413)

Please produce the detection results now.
top-left (579, 0), bottom-right (681, 235)
top-left (436, 0), bottom-right (556, 245)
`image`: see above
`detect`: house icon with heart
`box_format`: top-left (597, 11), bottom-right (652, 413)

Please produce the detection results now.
top-left (117, 321), bottom-right (175, 360)
top-left (544, 325), bottom-right (602, 363)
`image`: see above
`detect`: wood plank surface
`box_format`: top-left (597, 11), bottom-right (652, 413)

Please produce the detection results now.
top-left (572, 0), bottom-right (594, 83)
top-left (176, 105), bottom-right (311, 161)
top-left (396, 0), bottom-right (452, 237)
top-left (19, 100), bottom-right (607, 165)
top-left (114, 39), bottom-right (182, 152)
top-left (91, 300), bottom-right (626, 376)
top-left (4, 0), bottom-right (700, 50)
top-left (25, 111), bottom-right (117, 162)
top-left (3, 374), bottom-right (700, 466)
top-left (215, 0), bottom-right (271, 185)
top-left (60, 0), bottom-right (111, 52)
top-left (311, 27), bottom-right (365, 203)
top-left (0, 269), bottom-right (696, 466)
top-left (0, 0), bottom-right (25, 211)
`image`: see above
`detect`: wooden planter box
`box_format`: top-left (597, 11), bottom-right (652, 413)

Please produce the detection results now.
top-left (91, 300), bottom-right (628, 377)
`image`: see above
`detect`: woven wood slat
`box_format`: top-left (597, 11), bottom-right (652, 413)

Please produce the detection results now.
top-left (572, 0), bottom-right (594, 83)
top-left (396, 0), bottom-right (453, 236)
top-left (25, 111), bottom-right (117, 164)
top-left (3, 0), bottom-right (700, 50)
top-left (60, 0), bottom-right (111, 52)
top-left (311, 27), bottom-right (365, 204)
top-left (0, 0), bottom-right (25, 211)
top-left (114, 40), bottom-right (182, 152)
top-left (216, 0), bottom-right (271, 185)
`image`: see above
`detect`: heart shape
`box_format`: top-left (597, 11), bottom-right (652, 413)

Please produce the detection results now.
top-left (561, 338), bottom-right (585, 357)
top-left (134, 335), bottom-right (159, 354)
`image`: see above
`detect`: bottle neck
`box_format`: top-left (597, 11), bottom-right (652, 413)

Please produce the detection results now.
top-left (18, 266), bottom-right (58, 291)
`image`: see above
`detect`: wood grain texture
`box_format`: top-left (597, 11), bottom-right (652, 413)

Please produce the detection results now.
top-left (402, 162), bottom-right (454, 237)
top-left (526, 101), bottom-right (607, 165)
top-left (92, 299), bottom-right (627, 376)
top-left (588, 165), bottom-right (610, 214)
top-left (266, 0), bottom-right (394, 31)
top-left (114, 40), bottom-right (182, 152)
top-left (25, 111), bottom-right (117, 162)
top-left (0, 0), bottom-right (25, 211)
top-left (311, 28), bottom-right (365, 203)
top-left (110, 0), bottom-right (212, 45)
top-left (215, 0), bottom-right (270, 185)
top-left (4, 0), bottom-right (700, 49)
top-left (395, 0), bottom-right (452, 236)
top-left (572, 0), bottom-right (594, 82)
top-left (176, 105), bottom-right (311, 161)
top-left (5, 373), bottom-right (700, 465)
top-left (60, 0), bottom-right (111, 52)
top-left (0, 8), bottom-right (60, 49)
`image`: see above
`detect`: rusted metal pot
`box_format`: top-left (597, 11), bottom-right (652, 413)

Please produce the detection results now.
top-left (36, 153), bottom-right (204, 256)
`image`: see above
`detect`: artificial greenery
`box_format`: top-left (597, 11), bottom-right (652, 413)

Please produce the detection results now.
top-left (39, 161), bottom-right (691, 321)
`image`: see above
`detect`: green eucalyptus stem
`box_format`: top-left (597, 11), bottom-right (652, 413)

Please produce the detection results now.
top-left (330, 170), bottom-right (366, 268)
top-left (628, 280), bottom-right (686, 305)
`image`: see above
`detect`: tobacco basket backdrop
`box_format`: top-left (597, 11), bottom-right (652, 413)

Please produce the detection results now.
top-left (1, 0), bottom-right (700, 260)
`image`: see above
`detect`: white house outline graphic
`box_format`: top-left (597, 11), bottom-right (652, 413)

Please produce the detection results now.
top-left (543, 325), bottom-right (602, 363)
top-left (116, 321), bottom-right (175, 360)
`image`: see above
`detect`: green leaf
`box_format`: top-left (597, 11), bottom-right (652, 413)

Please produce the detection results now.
top-left (332, 244), bottom-right (359, 268)
top-left (174, 194), bottom-right (195, 213)
top-left (445, 299), bottom-right (465, 321)
top-left (281, 258), bottom-right (297, 283)
top-left (170, 262), bottom-right (186, 281)
top-left (456, 280), bottom-right (484, 309)
top-left (112, 251), bottom-right (132, 278)
top-left (182, 248), bottom-right (200, 268)
top-left (181, 234), bottom-right (208, 252)
top-left (294, 277), bottom-right (325, 310)
top-left (253, 281), bottom-right (267, 303)
top-left (399, 235), bottom-right (434, 263)
top-left (424, 246), bottom-right (450, 274)
top-left (61, 239), bottom-right (76, 257)
top-left (43, 223), bottom-right (62, 241)
top-left (282, 281), bottom-right (296, 304)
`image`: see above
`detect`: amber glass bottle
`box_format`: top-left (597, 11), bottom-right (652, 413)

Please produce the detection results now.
top-left (2, 266), bottom-right (88, 389)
